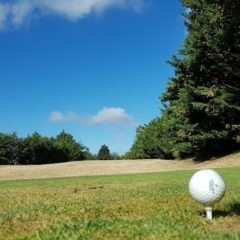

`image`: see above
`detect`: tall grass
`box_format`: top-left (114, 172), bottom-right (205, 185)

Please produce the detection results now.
top-left (0, 168), bottom-right (240, 239)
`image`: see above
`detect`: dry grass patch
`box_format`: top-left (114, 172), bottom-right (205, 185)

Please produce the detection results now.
top-left (1, 152), bottom-right (240, 181)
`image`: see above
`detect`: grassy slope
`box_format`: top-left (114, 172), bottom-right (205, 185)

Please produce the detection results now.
top-left (0, 168), bottom-right (240, 239)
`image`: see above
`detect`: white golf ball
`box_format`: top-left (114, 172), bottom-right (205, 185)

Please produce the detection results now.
top-left (189, 169), bottom-right (226, 206)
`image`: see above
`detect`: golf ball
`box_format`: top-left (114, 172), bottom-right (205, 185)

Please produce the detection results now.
top-left (189, 169), bottom-right (226, 206)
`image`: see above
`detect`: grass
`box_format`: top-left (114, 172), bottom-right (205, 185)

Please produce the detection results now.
top-left (0, 168), bottom-right (240, 239)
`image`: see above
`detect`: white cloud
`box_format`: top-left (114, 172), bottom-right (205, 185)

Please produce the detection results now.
top-left (0, 3), bottom-right (10, 29)
top-left (0, 0), bottom-right (145, 29)
top-left (89, 107), bottom-right (135, 125)
top-left (49, 107), bottom-right (137, 126)
top-left (49, 111), bottom-right (80, 122)
top-left (11, 0), bottom-right (33, 25)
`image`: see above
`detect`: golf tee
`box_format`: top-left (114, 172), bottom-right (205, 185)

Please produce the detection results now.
top-left (205, 206), bottom-right (212, 220)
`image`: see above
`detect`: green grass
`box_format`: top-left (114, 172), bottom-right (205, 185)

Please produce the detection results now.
top-left (0, 168), bottom-right (240, 239)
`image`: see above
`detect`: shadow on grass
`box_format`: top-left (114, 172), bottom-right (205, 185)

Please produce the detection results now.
top-left (193, 150), bottom-right (240, 163)
top-left (199, 203), bottom-right (240, 218)
top-left (194, 152), bottom-right (231, 163)
top-left (227, 202), bottom-right (240, 215)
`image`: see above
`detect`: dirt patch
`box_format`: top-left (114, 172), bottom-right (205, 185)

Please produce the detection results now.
top-left (0, 152), bottom-right (240, 181)
top-left (73, 186), bottom-right (104, 193)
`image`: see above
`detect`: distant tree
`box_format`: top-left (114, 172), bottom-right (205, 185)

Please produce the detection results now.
top-left (111, 152), bottom-right (122, 160)
top-left (0, 132), bottom-right (15, 164)
top-left (9, 134), bottom-right (28, 165)
top-left (23, 132), bottom-right (55, 164)
top-left (126, 117), bottom-right (172, 159)
top-left (54, 131), bottom-right (88, 161)
top-left (84, 150), bottom-right (96, 160)
top-left (0, 132), bottom-right (27, 165)
top-left (98, 145), bottom-right (111, 160)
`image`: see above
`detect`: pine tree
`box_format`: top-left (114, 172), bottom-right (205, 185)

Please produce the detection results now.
top-left (54, 131), bottom-right (87, 161)
top-left (98, 145), bottom-right (111, 160)
top-left (161, 0), bottom-right (240, 158)
top-left (126, 117), bottom-right (173, 159)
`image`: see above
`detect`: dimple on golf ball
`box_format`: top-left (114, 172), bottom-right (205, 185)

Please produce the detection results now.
top-left (189, 169), bottom-right (226, 206)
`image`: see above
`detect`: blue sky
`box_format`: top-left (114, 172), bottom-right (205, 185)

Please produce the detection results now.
top-left (0, 0), bottom-right (185, 155)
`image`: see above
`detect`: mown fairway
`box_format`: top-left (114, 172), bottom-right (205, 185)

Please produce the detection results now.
top-left (0, 168), bottom-right (240, 240)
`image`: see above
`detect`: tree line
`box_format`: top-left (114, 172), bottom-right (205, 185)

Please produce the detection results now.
top-left (0, 131), bottom-right (90, 165)
top-left (127, 0), bottom-right (240, 160)
top-left (0, 131), bottom-right (123, 165)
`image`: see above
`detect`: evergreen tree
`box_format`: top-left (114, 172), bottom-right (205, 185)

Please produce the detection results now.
top-left (0, 132), bottom-right (28, 165)
top-left (24, 132), bottom-right (55, 164)
top-left (54, 131), bottom-right (87, 161)
top-left (161, 0), bottom-right (240, 158)
top-left (126, 118), bottom-right (166, 159)
top-left (98, 145), bottom-right (111, 160)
